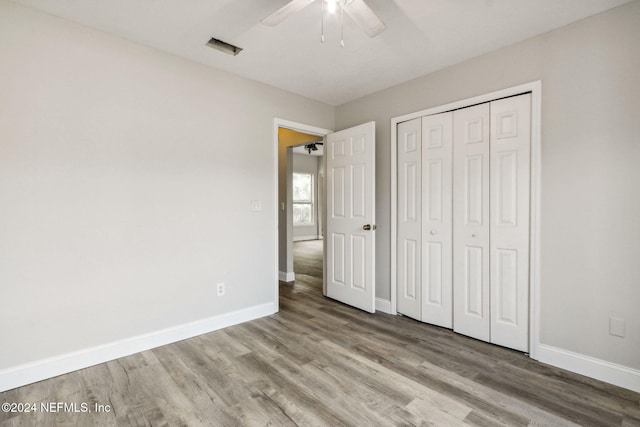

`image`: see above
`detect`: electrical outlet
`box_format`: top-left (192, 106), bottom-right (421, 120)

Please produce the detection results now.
top-left (609, 317), bottom-right (625, 337)
top-left (217, 282), bottom-right (225, 297)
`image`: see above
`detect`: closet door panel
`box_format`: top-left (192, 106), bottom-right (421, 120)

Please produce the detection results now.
top-left (490, 94), bottom-right (531, 352)
top-left (421, 113), bottom-right (453, 327)
top-left (453, 103), bottom-right (491, 342)
top-left (397, 118), bottom-right (422, 320)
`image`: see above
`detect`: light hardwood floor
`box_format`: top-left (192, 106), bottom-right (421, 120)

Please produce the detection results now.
top-left (1, 239), bottom-right (639, 426)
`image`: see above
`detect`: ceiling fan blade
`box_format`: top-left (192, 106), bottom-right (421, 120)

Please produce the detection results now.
top-left (261, 0), bottom-right (317, 27)
top-left (344, 0), bottom-right (386, 37)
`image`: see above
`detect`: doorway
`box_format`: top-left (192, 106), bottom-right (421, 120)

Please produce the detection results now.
top-left (274, 119), bottom-right (331, 309)
top-left (274, 118), bottom-right (377, 314)
top-left (291, 141), bottom-right (325, 295)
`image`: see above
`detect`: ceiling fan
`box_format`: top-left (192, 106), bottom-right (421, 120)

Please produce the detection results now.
top-left (304, 141), bottom-right (323, 154)
top-left (261, 0), bottom-right (386, 40)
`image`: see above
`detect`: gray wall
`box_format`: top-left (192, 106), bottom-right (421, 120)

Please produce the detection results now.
top-left (335, 1), bottom-right (640, 369)
top-left (0, 1), bottom-right (333, 371)
top-left (2, 0), bottom-right (638, 386)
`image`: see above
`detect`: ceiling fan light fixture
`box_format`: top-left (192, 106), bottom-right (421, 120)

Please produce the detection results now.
top-left (325, 0), bottom-right (355, 15)
top-left (326, 0), bottom-right (338, 14)
top-left (304, 141), bottom-right (324, 154)
top-left (321, 0), bottom-right (355, 46)
top-left (262, 0), bottom-right (384, 46)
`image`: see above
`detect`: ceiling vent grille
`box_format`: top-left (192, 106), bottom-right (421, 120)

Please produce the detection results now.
top-left (206, 37), bottom-right (243, 56)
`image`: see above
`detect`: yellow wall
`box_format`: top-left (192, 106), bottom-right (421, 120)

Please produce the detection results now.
top-left (278, 128), bottom-right (318, 146)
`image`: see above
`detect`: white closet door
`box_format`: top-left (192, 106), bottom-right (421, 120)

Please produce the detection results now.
top-left (421, 112), bottom-right (453, 328)
top-left (453, 103), bottom-right (491, 342)
top-left (490, 94), bottom-right (531, 352)
top-left (397, 118), bottom-right (422, 320)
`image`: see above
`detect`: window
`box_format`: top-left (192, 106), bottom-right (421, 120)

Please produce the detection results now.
top-left (293, 172), bottom-right (314, 226)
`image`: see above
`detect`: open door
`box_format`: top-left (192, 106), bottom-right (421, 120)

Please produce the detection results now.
top-left (325, 122), bottom-right (376, 313)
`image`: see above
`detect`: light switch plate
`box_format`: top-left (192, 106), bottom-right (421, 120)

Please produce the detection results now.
top-left (250, 200), bottom-right (262, 212)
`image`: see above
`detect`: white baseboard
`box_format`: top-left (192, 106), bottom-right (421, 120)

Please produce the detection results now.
top-left (279, 271), bottom-right (295, 282)
top-left (0, 302), bottom-right (276, 393)
top-left (293, 235), bottom-right (320, 242)
top-left (536, 343), bottom-right (640, 393)
top-left (376, 298), bottom-right (392, 314)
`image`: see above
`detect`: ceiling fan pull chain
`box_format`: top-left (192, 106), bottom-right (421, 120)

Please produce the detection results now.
top-left (321, 0), bottom-right (325, 43)
top-left (340, 0), bottom-right (345, 47)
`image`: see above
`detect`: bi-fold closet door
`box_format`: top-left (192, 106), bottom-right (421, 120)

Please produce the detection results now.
top-left (397, 94), bottom-right (531, 352)
top-left (397, 113), bottom-right (453, 327)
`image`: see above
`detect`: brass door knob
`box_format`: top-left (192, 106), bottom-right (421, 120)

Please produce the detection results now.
top-left (363, 224), bottom-right (377, 231)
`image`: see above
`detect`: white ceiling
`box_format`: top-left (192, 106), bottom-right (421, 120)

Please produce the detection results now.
top-left (13, 0), bottom-right (631, 106)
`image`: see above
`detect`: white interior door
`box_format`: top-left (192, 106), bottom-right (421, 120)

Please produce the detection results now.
top-left (326, 121), bottom-right (376, 313)
top-left (397, 118), bottom-right (422, 320)
top-left (453, 103), bottom-right (491, 342)
top-left (490, 94), bottom-right (531, 352)
top-left (421, 112), bottom-right (453, 328)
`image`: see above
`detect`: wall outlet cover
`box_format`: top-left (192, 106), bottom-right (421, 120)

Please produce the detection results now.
top-left (609, 317), bottom-right (625, 337)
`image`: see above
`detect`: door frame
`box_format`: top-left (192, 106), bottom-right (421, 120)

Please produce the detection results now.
top-left (273, 118), bottom-right (332, 311)
top-left (390, 81), bottom-right (542, 359)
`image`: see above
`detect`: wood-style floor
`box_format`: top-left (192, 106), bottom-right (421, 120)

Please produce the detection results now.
top-left (1, 240), bottom-right (639, 426)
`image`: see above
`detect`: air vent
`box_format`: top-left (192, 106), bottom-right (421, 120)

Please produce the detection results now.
top-left (206, 37), bottom-right (243, 56)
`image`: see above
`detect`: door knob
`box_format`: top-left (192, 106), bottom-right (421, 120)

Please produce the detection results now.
top-left (430, 229), bottom-right (437, 235)
top-left (363, 224), bottom-right (377, 231)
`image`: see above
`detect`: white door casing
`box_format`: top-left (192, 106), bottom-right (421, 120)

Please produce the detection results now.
top-left (397, 118), bottom-right (422, 320)
top-left (421, 112), bottom-right (453, 328)
top-left (453, 103), bottom-right (491, 342)
top-left (490, 94), bottom-right (531, 352)
top-left (326, 122), bottom-right (376, 313)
